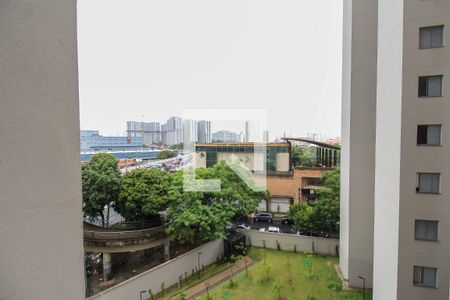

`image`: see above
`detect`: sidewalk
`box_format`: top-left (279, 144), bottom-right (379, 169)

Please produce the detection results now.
top-left (168, 257), bottom-right (254, 300)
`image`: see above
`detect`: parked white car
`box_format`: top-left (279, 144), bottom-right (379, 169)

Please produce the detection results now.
top-left (259, 227), bottom-right (267, 232)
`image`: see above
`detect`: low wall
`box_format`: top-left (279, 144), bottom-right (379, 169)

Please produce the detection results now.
top-left (241, 230), bottom-right (339, 256)
top-left (87, 239), bottom-right (224, 300)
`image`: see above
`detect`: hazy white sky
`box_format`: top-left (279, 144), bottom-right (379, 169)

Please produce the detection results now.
top-left (77, 0), bottom-right (343, 139)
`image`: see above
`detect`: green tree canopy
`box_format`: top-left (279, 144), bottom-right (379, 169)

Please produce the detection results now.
top-left (116, 168), bottom-right (172, 221)
top-left (317, 168), bottom-right (340, 200)
top-left (82, 153), bottom-right (121, 227)
top-left (289, 168), bottom-right (340, 233)
top-left (157, 150), bottom-right (176, 160)
top-left (292, 146), bottom-right (316, 167)
top-left (288, 203), bottom-right (314, 233)
top-left (165, 161), bottom-right (270, 243)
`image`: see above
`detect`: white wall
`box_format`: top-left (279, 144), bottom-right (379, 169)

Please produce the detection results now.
top-left (242, 230), bottom-right (339, 256)
top-left (340, 0), bottom-right (377, 289)
top-left (87, 240), bottom-right (224, 300)
top-left (0, 1), bottom-right (85, 299)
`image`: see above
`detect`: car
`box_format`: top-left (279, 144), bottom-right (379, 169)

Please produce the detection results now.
top-left (254, 212), bottom-right (273, 223)
top-left (280, 216), bottom-right (294, 225)
top-left (267, 226), bottom-right (280, 233)
top-left (237, 224), bottom-right (251, 230)
top-left (259, 227), bottom-right (267, 232)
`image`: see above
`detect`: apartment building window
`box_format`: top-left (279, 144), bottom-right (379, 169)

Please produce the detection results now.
top-left (413, 266), bottom-right (437, 288)
top-left (420, 25), bottom-right (444, 49)
top-left (419, 75), bottom-right (443, 97)
top-left (417, 125), bottom-right (442, 145)
top-left (416, 173), bottom-right (440, 193)
top-left (415, 220), bottom-right (439, 241)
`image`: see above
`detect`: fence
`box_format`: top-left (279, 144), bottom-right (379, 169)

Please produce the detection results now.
top-left (87, 239), bottom-right (224, 300)
top-left (241, 230), bottom-right (339, 256)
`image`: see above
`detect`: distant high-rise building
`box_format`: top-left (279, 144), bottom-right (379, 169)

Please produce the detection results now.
top-left (212, 130), bottom-right (240, 143)
top-left (161, 123), bottom-right (168, 145)
top-left (244, 121), bottom-right (266, 142)
top-left (183, 119), bottom-right (198, 146)
top-left (263, 130), bottom-right (269, 142)
top-left (162, 116), bottom-right (183, 146)
top-left (126, 121), bottom-right (161, 145)
top-left (197, 120), bottom-right (211, 143)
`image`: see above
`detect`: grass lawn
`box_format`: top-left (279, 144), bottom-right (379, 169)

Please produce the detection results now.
top-left (161, 260), bottom-right (229, 299)
top-left (198, 248), bottom-right (372, 300)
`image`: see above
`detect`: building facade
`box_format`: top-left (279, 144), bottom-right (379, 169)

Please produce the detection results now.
top-left (127, 121), bottom-right (161, 145)
top-left (194, 142), bottom-right (290, 172)
top-left (183, 119), bottom-right (198, 146)
top-left (197, 120), bottom-right (211, 143)
top-left (80, 130), bottom-right (143, 151)
top-left (340, 0), bottom-right (377, 290)
top-left (342, 0), bottom-right (450, 299)
top-left (162, 116), bottom-right (183, 146)
top-left (212, 130), bottom-right (240, 142)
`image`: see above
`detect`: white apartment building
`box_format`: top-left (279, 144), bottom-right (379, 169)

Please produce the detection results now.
top-left (127, 121), bottom-right (161, 145)
top-left (341, 0), bottom-right (450, 299)
top-left (183, 119), bottom-right (198, 146)
top-left (162, 116), bottom-right (183, 146)
top-left (197, 120), bottom-right (211, 143)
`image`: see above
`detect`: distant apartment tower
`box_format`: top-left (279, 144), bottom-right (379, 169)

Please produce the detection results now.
top-left (197, 120), bottom-right (211, 143)
top-left (127, 121), bottom-right (161, 145)
top-left (162, 116), bottom-right (183, 146)
top-left (263, 130), bottom-right (269, 142)
top-left (183, 119), bottom-right (198, 146)
top-left (341, 1), bottom-right (450, 299)
top-left (212, 130), bottom-right (240, 142)
top-left (244, 121), bottom-right (266, 142)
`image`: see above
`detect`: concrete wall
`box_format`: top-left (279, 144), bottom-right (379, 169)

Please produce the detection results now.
top-left (0, 1), bottom-right (85, 299)
top-left (340, 0), bottom-right (377, 289)
top-left (87, 240), bottom-right (224, 300)
top-left (241, 230), bottom-right (339, 256)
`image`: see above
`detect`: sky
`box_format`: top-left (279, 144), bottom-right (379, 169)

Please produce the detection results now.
top-left (77, 0), bottom-right (343, 140)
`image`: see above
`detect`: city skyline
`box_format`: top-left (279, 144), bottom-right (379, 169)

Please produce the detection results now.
top-left (77, 0), bottom-right (343, 140)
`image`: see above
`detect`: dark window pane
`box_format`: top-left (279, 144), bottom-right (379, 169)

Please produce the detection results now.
top-left (418, 77), bottom-right (428, 96)
top-left (417, 125), bottom-right (428, 144)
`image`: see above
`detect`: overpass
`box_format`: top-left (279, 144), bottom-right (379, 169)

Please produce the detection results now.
top-left (83, 222), bottom-right (172, 280)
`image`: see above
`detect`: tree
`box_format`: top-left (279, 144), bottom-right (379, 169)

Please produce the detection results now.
top-left (292, 146), bottom-right (316, 167)
top-left (169, 143), bottom-right (184, 150)
top-left (289, 168), bottom-right (341, 233)
top-left (165, 161), bottom-right (270, 243)
top-left (289, 203), bottom-right (314, 233)
top-left (309, 198), bottom-right (340, 232)
top-left (116, 168), bottom-right (171, 221)
top-left (82, 153), bottom-right (121, 227)
top-left (316, 168), bottom-right (340, 201)
top-left (157, 150), bottom-right (176, 160)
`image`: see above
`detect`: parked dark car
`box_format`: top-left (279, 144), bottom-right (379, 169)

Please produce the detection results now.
top-left (280, 216), bottom-right (294, 225)
top-left (254, 212), bottom-right (273, 223)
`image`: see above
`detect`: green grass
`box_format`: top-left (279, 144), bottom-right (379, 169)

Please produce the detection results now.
top-left (161, 260), bottom-right (229, 300)
top-left (198, 248), bottom-right (372, 300)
